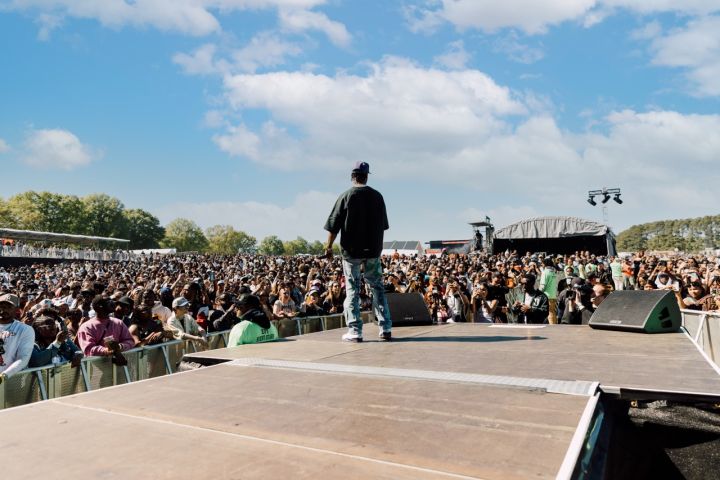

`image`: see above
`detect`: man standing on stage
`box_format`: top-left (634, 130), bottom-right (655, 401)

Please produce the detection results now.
top-left (324, 161), bottom-right (392, 342)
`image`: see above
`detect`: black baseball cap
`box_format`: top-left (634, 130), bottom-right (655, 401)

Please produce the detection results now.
top-left (352, 161), bottom-right (370, 174)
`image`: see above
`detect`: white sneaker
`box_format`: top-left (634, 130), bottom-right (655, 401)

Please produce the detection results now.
top-left (342, 332), bottom-right (363, 343)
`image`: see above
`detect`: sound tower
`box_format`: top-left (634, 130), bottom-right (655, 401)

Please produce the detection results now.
top-left (386, 292), bottom-right (432, 326)
top-left (589, 290), bottom-right (681, 333)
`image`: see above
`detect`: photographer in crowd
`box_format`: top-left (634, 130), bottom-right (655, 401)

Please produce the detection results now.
top-left (28, 314), bottom-right (82, 368)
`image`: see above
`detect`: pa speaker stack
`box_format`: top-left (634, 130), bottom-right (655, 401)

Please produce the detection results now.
top-left (589, 290), bottom-right (681, 333)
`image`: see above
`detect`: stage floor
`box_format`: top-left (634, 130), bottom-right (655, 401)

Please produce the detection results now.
top-left (188, 323), bottom-right (720, 401)
top-left (1, 324), bottom-right (718, 479)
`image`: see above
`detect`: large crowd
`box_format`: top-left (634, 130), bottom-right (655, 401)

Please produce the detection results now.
top-left (1, 249), bottom-right (719, 382)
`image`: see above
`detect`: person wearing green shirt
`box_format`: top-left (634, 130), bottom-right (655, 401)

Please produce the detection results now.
top-left (539, 259), bottom-right (559, 324)
top-left (228, 295), bottom-right (279, 346)
top-left (610, 257), bottom-right (623, 291)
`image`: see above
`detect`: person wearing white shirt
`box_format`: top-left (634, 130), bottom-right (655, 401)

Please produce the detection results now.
top-left (0, 293), bottom-right (35, 384)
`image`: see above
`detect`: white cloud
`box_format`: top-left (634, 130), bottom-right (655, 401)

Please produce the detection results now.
top-left (278, 8), bottom-right (351, 47)
top-left (581, 110), bottom-right (720, 171)
top-left (492, 32), bottom-right (545, 64)
top-left (630, 20), bottom-right (662, 40)
top-left (212, 123), bottom-right (262, 159)
top-left (433, 40), bottom-right (470, 70)
top-left (601, 0), bottom-right (720, 16)
top-left (203, 110), bottom-right (227, 128)
top-left (218, 57), bottom-right (526, 171)
top-left (35, 12), bottom-right (63, 41)
top-left (408, 0), bottom-right (597, 35)
top-left (22, 128), bottom-right (96, 170)
top-left (208, 55), bottom-right (720, 232)
top-left (173, 33), bottom-right (303, 76)
top-left (155, 190), bottom-right (338, 241)
top-left (0, 138), bottom-right (9, 153)
top-left (230, 32), bottom-right (303, 72)
top-left (4, 0), bottom-right (344, 39)
top-left (648, 16), bottom-right (720, 96)
top-left (407, 0), bottom-right (720, 35)
top-left (173, 43), bottom-right (220, 75)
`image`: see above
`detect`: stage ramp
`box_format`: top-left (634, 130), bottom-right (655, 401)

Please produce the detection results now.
top-left (1, 324), bottom-right (719, 479)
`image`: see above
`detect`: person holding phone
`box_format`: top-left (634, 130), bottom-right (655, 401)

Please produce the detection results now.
top-left (76, 296), bottom-right (134, 363)
top-left (28, 315), bottom-right (83, 368)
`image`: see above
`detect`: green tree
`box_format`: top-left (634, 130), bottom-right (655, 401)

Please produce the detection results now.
top-left (0, 197), bottom-right (17, 228)
top-left (283, 236), bottom-right (311, 255)
top-left (308, 240), bottom-right (325, 255)
top-left (257, 235), bottom-right (285, 256)
top-left (82, 193), bottom-right (127, 238)
top-left (160, 218), bottom-right (208, 252)
top-left (6, 191), bottom-right (86, 234)
top-left (123, 209), bottom-right (165, 249)
top-left (206, 225), bottom-right (257, 254)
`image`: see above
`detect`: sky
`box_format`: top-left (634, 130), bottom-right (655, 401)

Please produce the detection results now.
top-left (1, 0), bottom-right (719, 246)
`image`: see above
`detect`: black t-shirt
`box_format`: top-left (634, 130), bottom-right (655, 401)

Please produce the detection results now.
top-left (487, 284), bottom-right (509, 307)
top-left (324, 185), bottom-right (389, 259)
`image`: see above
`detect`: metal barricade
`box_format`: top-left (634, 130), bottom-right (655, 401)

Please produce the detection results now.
top-left (681, 309), bottom-right (720, 367)
top-left (0, 312), bottom-right (377, 410)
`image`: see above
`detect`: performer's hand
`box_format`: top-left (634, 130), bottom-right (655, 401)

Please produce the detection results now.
top-left (324, 246), bottom-right (333, 259)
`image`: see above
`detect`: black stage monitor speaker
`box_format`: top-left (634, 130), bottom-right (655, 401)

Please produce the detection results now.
top-left (386, 292), bottom-right (432, 326)
top-left (589, 290), bottom-right (681, 333)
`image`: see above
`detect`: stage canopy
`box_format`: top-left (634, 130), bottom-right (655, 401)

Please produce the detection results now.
top-left (492, 216), bottom-right (616, 256)
top-left (0, 228), bottom-right (129, 247)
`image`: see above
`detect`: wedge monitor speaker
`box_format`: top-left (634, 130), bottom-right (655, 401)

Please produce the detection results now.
top-left (589, 290), bottom-right (681, 333)
top-left (386, 292), bottom-right (433, 326)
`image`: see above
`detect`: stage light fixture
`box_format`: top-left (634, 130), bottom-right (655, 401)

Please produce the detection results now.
top-left (601, 193), bottom-right (611, 204)
top-left (587, 196), bottom-right (597, 206)
top-left (613, 194), bottom-right (623, 204)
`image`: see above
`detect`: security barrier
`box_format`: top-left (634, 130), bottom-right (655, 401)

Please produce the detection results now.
top-left (681, 309), bottom-right (720, 368)
top-left (0, 245), bottom-right (133, 262)
top-left (0, 311), bottom-right (373, 410)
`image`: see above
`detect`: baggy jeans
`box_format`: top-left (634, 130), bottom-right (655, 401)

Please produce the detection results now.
top-left (342, 256), bottom-right (392, 336)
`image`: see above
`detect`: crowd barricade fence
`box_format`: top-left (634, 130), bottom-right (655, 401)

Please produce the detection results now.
top-left (681, 309), bottom-right (720, 368)
top-left (0, 245), bottom-right (133, 262)
top-left (0, 311), bottom-right (374, 410)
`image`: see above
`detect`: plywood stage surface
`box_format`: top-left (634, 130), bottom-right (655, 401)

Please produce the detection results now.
top-left (1, 324), bottom-right (718, 479)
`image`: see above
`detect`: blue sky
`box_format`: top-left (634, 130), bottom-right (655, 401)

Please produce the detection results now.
top-left (1, 0), bottom-right (719, 245)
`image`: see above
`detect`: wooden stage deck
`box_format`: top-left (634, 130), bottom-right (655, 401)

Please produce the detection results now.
top-left (1, 324), bottom-right (718, 479)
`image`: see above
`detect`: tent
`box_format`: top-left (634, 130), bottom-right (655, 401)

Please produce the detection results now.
top-left (381, 241), bottom-right (423, 257)
top-left (492, 216), bottom-right (616, 256)
top-left (0, 228), bottom-right (129, 247)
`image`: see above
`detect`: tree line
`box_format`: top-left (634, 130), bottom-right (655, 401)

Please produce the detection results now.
top-left (616, 214), bottom-right (720, 252)
top-left (0, 190), bottom-right (331, 255)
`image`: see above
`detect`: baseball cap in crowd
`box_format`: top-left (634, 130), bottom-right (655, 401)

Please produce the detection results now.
top-left (116, 296), bottom-right (134, 308)
top-left (0, 293), bottom-right (19, 308)
top-left (172, 297), bottom-right (190, 309)
top-left (235, 294), bottom-right (260, 308)
top-left (32, 299), bottom-right (53, 312)
top-left (352, 161), bottom-right (370, 174)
